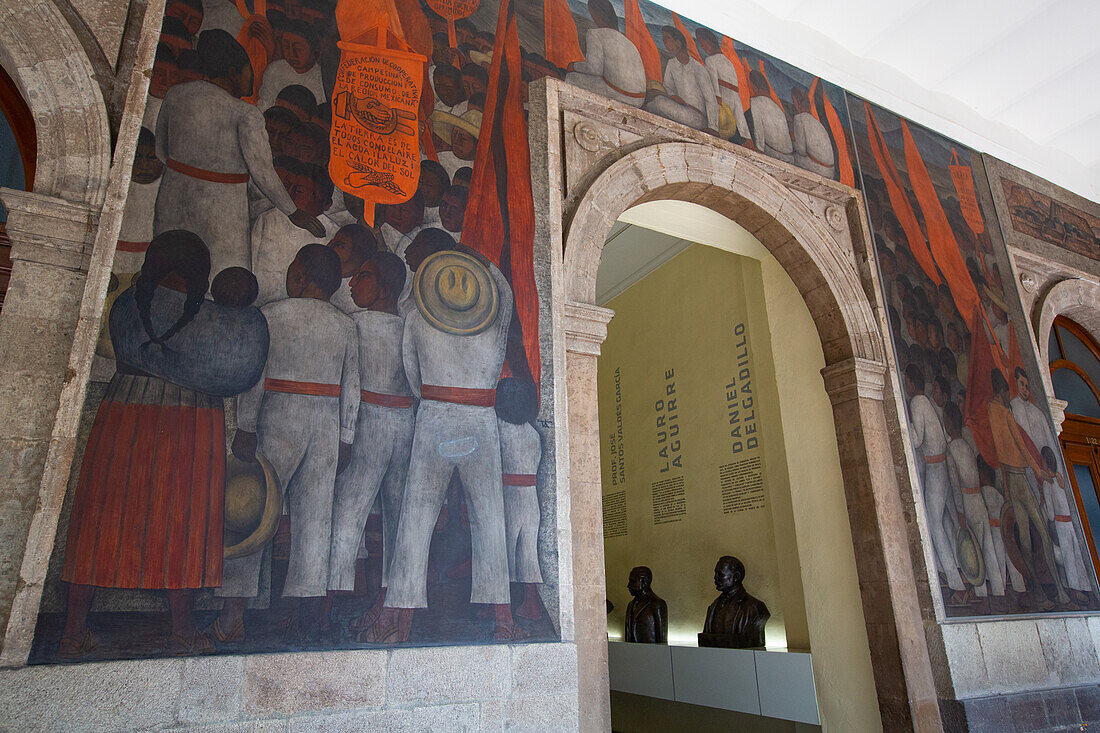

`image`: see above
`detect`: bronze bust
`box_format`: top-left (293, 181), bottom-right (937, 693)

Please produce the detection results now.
top-left (624, 566), bottom-right (667, 643)
top-left (698, 555), bottom-right (769, 648)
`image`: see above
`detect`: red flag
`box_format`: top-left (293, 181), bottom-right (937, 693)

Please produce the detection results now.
top-left (864, 103), bottom-right (941, 285)
top-left (544, 0), bottom-right (585, 70)
top-left (625, 0), bottom-right (662, 85)
top-left (719, 36), bottom-right (750, 114)
top-left (756, 61), bottom-right (783, 108)
top-left (949, 148), bottom-right (985, 236)
top-left (819, 82), bottom-right (854, 186)
top-left (462, 0), bottom-right (540, 390)
top-left (965, 306), bottom-right (1006, 466)
top-left (901, 119), bottom-right (980, 325)
top-left (672, 13), bottom-right (703, 64)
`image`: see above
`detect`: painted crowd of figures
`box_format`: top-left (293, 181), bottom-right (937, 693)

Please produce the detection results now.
top-left (854, 106), bottom-right (1099, 617)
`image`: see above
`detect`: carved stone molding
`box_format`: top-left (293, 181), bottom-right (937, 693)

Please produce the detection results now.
top-left (564, 301), bottom-right (614, 356)
top-left (0, 189), bottom-right (99, 273)
top-left (1049, 397), bottom-right (1069, 435)
top-left (820, 357), bottom-right (888, 406)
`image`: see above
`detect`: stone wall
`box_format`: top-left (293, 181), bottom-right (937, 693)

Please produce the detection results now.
top-left (0, 642), bottom-right (579, 732)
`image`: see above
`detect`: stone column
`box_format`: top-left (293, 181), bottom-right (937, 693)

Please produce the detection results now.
top-left (820, 357), bottom-right (943, 733)
top-left (0, 190), bottom-right (97, 651)
top-left (565, 300), bottom-right (614, 733)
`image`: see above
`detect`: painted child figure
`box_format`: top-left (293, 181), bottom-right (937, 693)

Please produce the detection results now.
top-left (214, 244), bottom-right (359, 642)
top-left (496, 377), bottom-right (544, 622)
top-left (1040, 446), bottom-right (1093, 604)
top-left (326, 252), bottom-right (416, 632)
top-left (944, 402), bottom-right (999, 600)
top-left (114, 128), bottom-right (165, 277)
top-left (978, 459), bottom-right (1024, 609)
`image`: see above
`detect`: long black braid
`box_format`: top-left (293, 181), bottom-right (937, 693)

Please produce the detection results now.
top-left (135, 230), bottom-right (210, 347)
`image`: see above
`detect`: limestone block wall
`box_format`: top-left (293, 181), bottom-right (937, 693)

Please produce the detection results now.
top-left (0, 643), bottom-right (579, 731)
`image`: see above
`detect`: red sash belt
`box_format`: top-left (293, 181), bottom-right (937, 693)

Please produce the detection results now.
top-left (989, 519), bottom-right (1001, 528)
top-left (117, 240), bottom-right (150, 252)
top-left (167, 158), bottom-right (250, 184)
top-left (421, 384), bottom-right (496, 407)
top-left (961, 486), bottom-right (981, 495)
top-left (265, 378), bottom-right (341, 397)
top-left (806, 149), bottom-right (834, 168)
top-left (1055, 514), bottom-right (1072, 522)
top-left (718, 79), bottom-right (739, 92)
top-left (502, 473), bottom-right (537, 487)
top-left (361, 389), bottom-right (414, 408)
top-left (604, 77), bottom-right (646, 99)
top-left (925, 453), bottom-right (946, 464)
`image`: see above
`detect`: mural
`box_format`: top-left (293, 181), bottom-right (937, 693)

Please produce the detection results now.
top-left (983, 153), bottom-right (1100, 267)
top-left (850, 98), bottom-right (1100, 617)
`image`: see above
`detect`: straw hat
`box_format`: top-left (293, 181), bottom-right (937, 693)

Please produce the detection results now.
top-left (413, 249), bottom-right (499, 336)
top-left (430, 108), bottom-right (482, 142)
top-left (223, 451), bottom-right (282, 559)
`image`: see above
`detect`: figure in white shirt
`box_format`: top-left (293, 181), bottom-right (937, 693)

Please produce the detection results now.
top-left (328, 252), bottom-right (415, 633)
top-left (214, 244), bottom-right (359, 642)
top-left (144, 44), bottom-right (181, 132)
top-left (250, 157), bottom-right (337, 305)
top-left (114, 129), bottom-right (165, 276)
top-left (432, 110), bottom-right (481, 179)
top-left (565, 0), bottom-right (646, 108)
top-left (378, 194), bottom-right (425, 254)
top-left (645, 26), bottom-right (718, 133)
top-left (1039, 447), bottom-right (1093, 602)
top-left (747, 69), bottom-right (794, 165)
top-left (154, 30), bottom-right (324, 278)
top-left (904, 363), bottom-right (967, 602)
top-left (418, 161), bottom-right (449, 229)
top-left (439, 183), bottom-right (468, 240)
top-left (978, 460), bottom-right (1025, 603)
top-left (371, 247), bottom-right (518, 642)
top-left (694, 28), bottom-right (750, 143)
top-left (326, 224), bottom-right (378, 314)
top-left (790, 86), bottom-right (835, 180)
top-left (496, 377), bottom-right (545, 621)
top-left (256, 19), bottom-right (326, 110)
top-left (200, 0), bottom-right (243, 36)
top-left (944, 402), bottom-right (1000, 598)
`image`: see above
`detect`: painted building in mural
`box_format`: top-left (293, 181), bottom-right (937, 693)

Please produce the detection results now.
top-left (0, 0), bottom-right (1099, 729)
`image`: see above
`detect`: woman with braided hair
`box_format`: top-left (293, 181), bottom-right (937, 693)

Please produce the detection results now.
top-left (58, 230), bottom-right (269, 658)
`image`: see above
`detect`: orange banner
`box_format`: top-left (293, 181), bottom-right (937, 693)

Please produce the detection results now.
top-left (864, 103), bottom-right (941, 286)
top-left (329, 23), bottom-right (425, 227)
top-left (949, 148), bottom-right (985, 235)
top-left (625, 0), bottom-right (662, 85)
top-left (819, 83), bottom-right (854, 186)
top-left (719, 36), bottom-right (750, 115)
top-left (672, 13), bottom-right (703, 64)
top-left (544, 0), bottom-right (584, 70)
top-left (901, 119), bottom-right (979, 324)
top-left (424, 0), bottom-right (478, 47)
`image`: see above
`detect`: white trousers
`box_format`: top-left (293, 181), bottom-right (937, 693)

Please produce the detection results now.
top-left (504, 485), bottom-right (542, 583)
top-left (924, 461), bottom-right (965, 591)
top-left (328, 403), bottom-right (415, 591)
top-left (218, 392), bottom-right (340, 598)
top-left (386, 401), bottom-right (508, 608)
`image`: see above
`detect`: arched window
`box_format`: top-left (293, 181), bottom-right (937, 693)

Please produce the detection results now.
top-left (1049, 316), bottom-right (1100, 576)
top-left (0, 61), bottom-right (36, 310)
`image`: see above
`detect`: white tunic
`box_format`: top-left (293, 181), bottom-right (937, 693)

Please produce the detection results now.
top-left (201, 0), bottom-right (244, 36)
top-left (249, 209), bottom-right (338, 306)
top-left (113, 179), bottom-right (161, 275)
top-left (661, 56), bottom-right (718, 130)
top-left (792, 111), bottom-right (835, 179)
top-left (566, 28), bottom-right (646, 107)
top-left (749, 95), bottom-right (794, 164)
top-left (704, 54), bottom-right (749, 139)
top-left (256, 60), bottom-right (326, 111)
top-left (909, 393), bottom-right (947, 457)
top-left (154, 81), bottom-right (297, 277)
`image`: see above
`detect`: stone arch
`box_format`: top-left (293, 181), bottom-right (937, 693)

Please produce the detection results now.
top-left (560, 139), bottom-right (941, 732)
top-left (564, 141), bottom-right (885, 367)
top-left (1032, 277), bottom-right (1100, 427)
top-left (0, 0), bottom-right (111, 207)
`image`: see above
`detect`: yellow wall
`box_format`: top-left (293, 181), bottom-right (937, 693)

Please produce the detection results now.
top-left (598, 201), bottom-right (883, 732)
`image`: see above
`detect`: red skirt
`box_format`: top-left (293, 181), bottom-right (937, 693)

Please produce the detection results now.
top-left (61, 374), bottom-right (225, 589)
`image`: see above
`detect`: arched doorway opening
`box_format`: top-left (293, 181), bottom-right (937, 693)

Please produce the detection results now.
top-left (0, 61), bottom-right (35, 309)
top-left (552, 117), bottom-right (939, 731)
top-left (593, 199), bottom-right (880, 730)
top-left (1048, 315), bottom-right (1100, 582)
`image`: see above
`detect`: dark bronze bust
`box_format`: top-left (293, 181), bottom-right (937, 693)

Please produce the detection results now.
top-left (624, 566), bottom-right (667, 643)
top-left (698, 555), bottom-right (769, 648)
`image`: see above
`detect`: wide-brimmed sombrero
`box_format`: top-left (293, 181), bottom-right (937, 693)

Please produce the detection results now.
top-left (956, 523), bottom-right (986, 586)
top-left (413, 249), bottom-right (499, 336)
top-left (223, 451), bottom-right (282, 559)
top-left (430, 108), bottom-right (482, 142)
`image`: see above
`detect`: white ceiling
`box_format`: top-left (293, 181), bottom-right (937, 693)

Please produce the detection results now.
top-left (656, 0), bottom-right (1100, 202)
